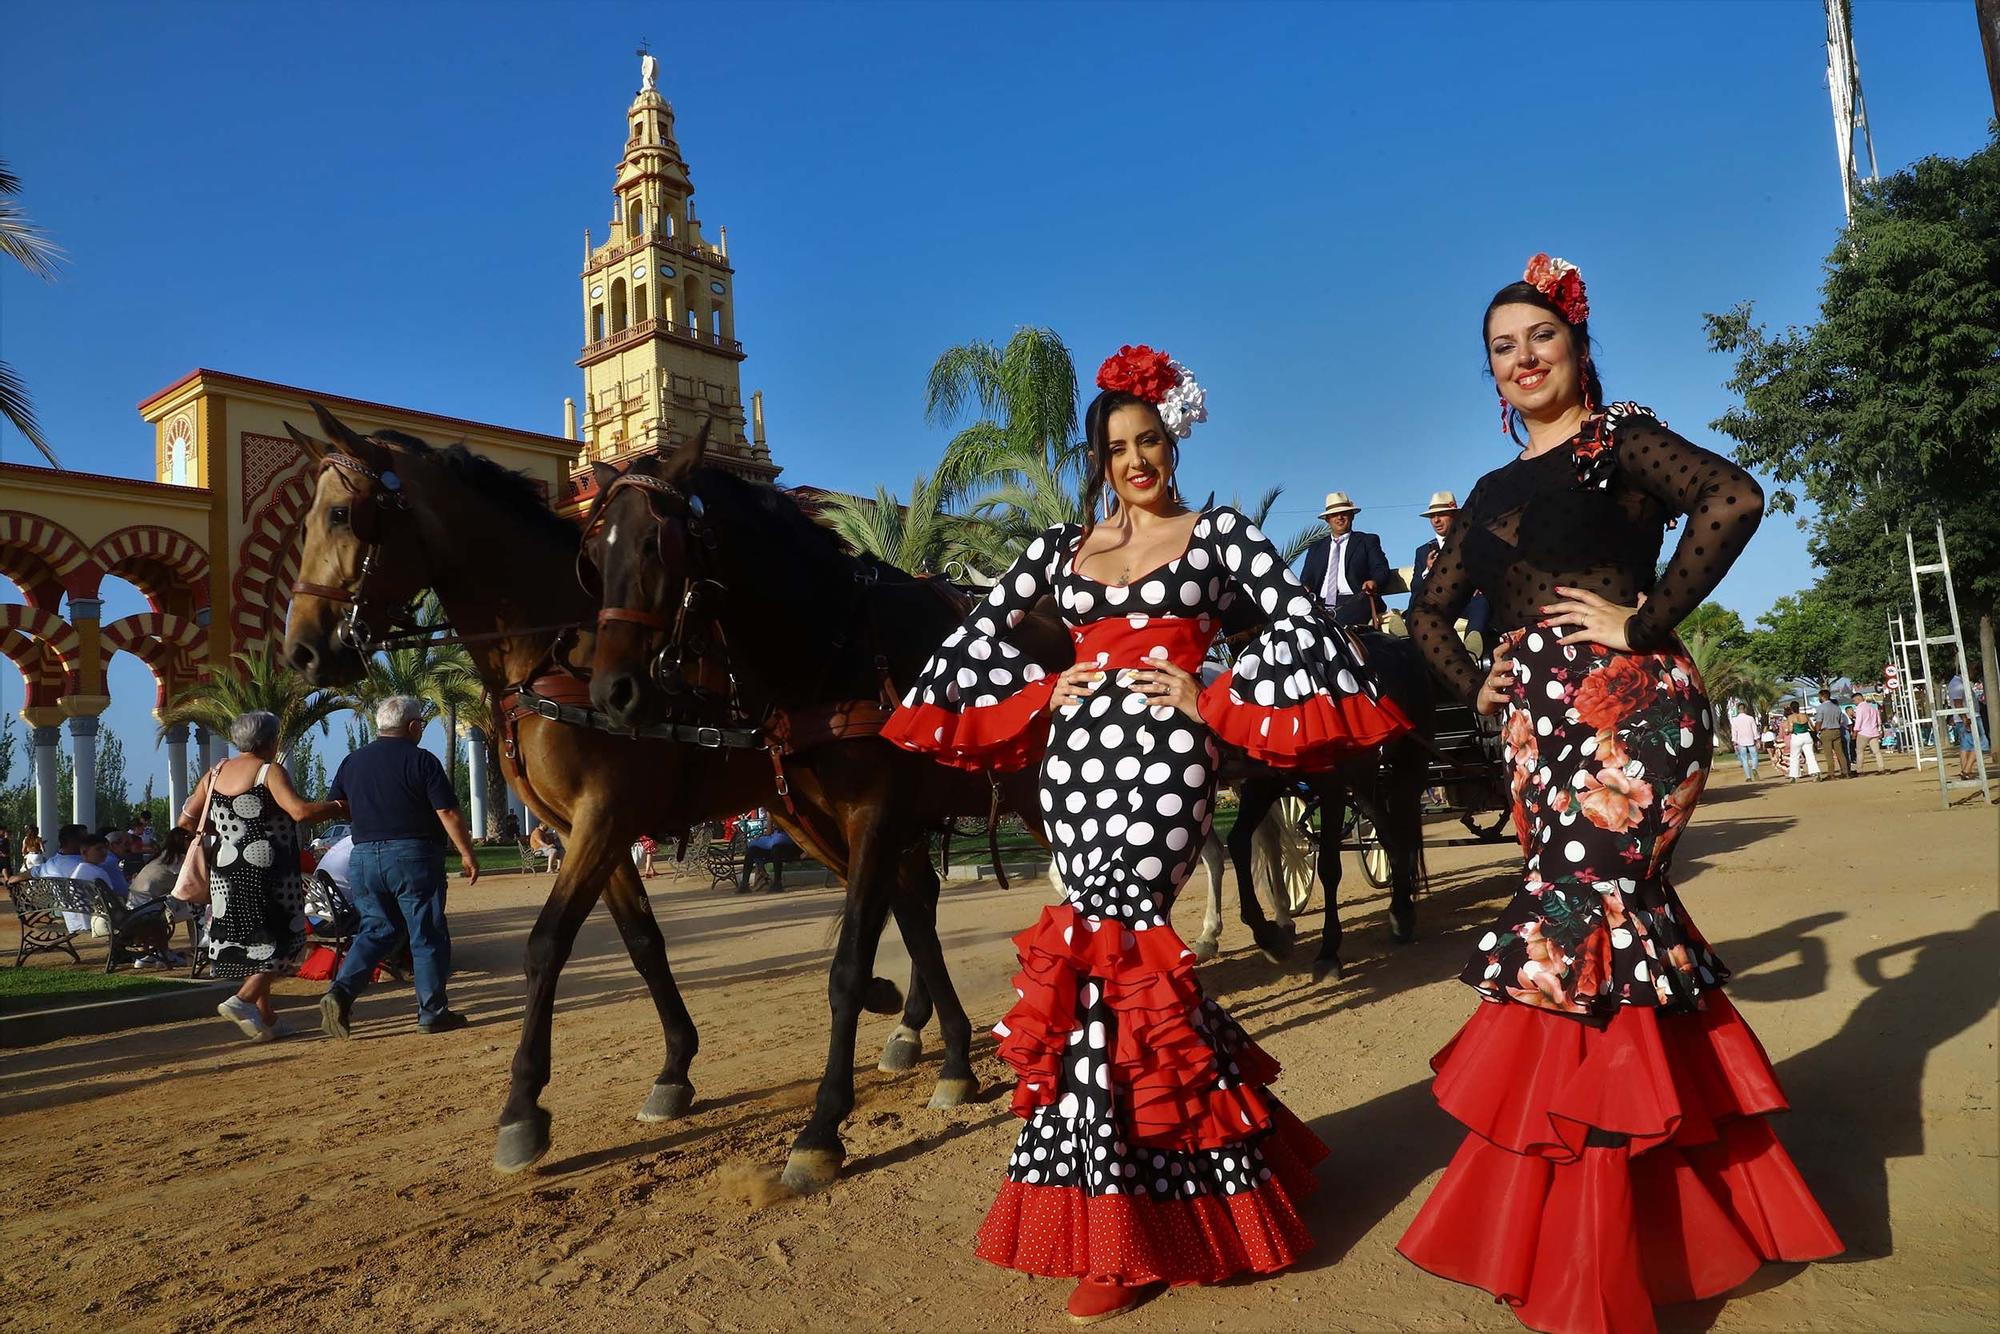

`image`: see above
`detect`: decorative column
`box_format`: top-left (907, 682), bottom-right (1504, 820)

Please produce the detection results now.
top-left (465, 725), bottom-right (490, 839)
top-left (31, 724), bottom-right (62, 837)
top-left (69, 714), bottom-right (99, 829)
top-left (196, 725), bottom-right (219, 773)
top-left (164, 723), bottom-right (190, 817)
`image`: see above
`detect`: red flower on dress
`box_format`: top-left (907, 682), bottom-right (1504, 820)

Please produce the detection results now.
top-left (1577, 763), bottom-right (1655, 835)
top-left (1096, 344), bottom-right (1179, 403)
top-left (1572, 656), bottom-right (1655, 732)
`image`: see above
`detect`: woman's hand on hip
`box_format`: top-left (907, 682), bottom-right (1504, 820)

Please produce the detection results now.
top-left (1133, 657), bottom-right (1203, 722)
top-left (1048, 662), bottom-right (1105, 715)
top-left (1475, 643), bottom-right (1516, 717)
top-left (1543, 586), bottom-right (1646, 652)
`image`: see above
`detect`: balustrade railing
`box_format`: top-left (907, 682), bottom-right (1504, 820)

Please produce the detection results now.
top-left (579, 315), bottom-right (743, 361)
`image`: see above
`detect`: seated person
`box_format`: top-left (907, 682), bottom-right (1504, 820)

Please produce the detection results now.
top-left (69, 833), bottom-right (124, 934)
top-left (735, 809), bottom-right (799, 893)
top-left (529, 823), bottom-right (563, 871)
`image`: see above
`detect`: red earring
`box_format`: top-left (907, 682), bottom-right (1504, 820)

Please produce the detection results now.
top-left (1498, 392), bottom-right (1512, 436)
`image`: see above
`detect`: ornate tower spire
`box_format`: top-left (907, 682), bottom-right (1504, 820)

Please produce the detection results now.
top-left (575, 53), bottom-right (776, 480)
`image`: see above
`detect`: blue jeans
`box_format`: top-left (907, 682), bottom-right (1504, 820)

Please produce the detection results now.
top-left (1735, 743), bottom-right (1759, 780)
top-left (332, 838), bottom-right (452, 1023)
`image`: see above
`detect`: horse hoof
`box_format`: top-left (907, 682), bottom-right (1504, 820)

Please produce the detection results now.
top-left (780, 1147), bottom-right (844, 1195)
top-left (1312, 954), bottom-right (1347, 984)
top-left (1389, 911), bottom-right (1417, 945)
top-left (877, 1024), bottom-right (923, 1074)
top-left (1191, 936), bottom-right (1220, 963)
top-left (1254, 923), bottom-right (1296, 965)
top-left (862, 977), bottom-right (905, 1016)
top-left (637, 1081), bottom-right (695, 1122)
top-left (928, 1077), bottom-right (978, 1109)
top-left (492, 1110), bottom-right (552, 1175)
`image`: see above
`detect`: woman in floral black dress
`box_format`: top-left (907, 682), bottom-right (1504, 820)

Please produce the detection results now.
top-left (1398, 256), bottom-right (1842, 1334)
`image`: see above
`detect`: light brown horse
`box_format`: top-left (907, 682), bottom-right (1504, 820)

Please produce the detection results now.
top-left (582, 431), bottom-right (1070, 1193)
top-left (279, 405), bottom-right (963, 1176)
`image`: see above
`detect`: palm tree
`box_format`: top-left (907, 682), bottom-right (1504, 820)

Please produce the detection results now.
top-left (926, 327), bottom-right (1085, 518)
top-left (0, 160), bottom-right (64, 466)
top-left (817, 471), bottom-right (1014, 578)
top-left (159, 648), bottom-right (346, 759)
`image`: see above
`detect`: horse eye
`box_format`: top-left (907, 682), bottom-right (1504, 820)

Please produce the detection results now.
top-left (329, 506), bottom-right (350, 526)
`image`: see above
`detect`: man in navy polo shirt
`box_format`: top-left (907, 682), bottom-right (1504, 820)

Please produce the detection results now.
top-left (320, 695), bottom-right (480, 1038)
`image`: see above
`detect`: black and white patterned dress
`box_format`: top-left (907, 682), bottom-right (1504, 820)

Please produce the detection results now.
top-left (203, 763), bottom-right (308, 979)
top-left (884, 506), bottom-right (1410, 1284)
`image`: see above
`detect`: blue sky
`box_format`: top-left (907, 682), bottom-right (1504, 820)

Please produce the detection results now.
top-left (1, 0), bottom-right (1991, 794)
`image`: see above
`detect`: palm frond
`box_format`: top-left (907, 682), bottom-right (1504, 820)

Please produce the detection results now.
top-left (0, 360), bottom-right (59, 467)
top-left (924, 340), bottom-right (1004, 426)
top-left (1276, 523), bottom-right (1321, 567)
top-left (0, 161), bottom-right (62, 281)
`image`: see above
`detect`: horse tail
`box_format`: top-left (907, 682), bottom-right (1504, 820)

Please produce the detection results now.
top-left (819, 903), bottom-right (906, 1015)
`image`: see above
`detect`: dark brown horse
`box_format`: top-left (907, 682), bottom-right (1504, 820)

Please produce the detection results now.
top-left (279, 406), bottom-right (964, 1177)
top-left (581, 433), bottom-right (1068, 1194)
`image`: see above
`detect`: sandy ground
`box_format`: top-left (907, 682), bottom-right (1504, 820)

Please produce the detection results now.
top-left (2, 759), bottom-right (1995, 1334)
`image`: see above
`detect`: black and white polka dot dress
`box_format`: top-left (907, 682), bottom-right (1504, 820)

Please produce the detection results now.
top-left (202, 763), bottom-right (308, 980)
top-left (884, 507), bottom-right (1411, 1284)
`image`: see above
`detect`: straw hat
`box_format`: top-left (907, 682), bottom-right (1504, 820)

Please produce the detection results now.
top-left (1319, 491), bottom-right (1359, 517)
top-left (1420, 491), bottom-right (1459, 517)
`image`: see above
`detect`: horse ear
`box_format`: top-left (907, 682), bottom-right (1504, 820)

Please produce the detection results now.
top-left (311, 401), bottom-right (390, 470)
top-left (663, 416), bottom-right (711, 480)
top-left (283, 421), bottom-right (327, 463)
top-left (590, 460), bottom-right (620, 492)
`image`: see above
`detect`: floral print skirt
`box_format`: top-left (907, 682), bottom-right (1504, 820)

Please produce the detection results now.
top-left (1398, 631), bottom-right (1842, 1334)
top-left (1464, 628), bottom-right (1725, 1018)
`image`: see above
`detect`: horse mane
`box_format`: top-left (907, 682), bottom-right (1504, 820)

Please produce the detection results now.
top-left (372, 428), bottom-right (580, 551)
top-left (691, 464), bottom-right (911, 585)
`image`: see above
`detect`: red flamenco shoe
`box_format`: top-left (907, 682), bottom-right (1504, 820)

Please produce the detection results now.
top-left (1066, 1276), bottom-right (1155, 1325)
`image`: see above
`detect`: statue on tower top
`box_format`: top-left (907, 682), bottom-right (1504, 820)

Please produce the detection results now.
top-left (639, 46), bottom-right (659, 93)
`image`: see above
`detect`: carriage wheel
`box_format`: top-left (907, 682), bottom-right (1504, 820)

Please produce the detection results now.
top-left (1460, 810), bottom-right (1511, 843)
top-left (1352, 815), bottom-right (1394, 889)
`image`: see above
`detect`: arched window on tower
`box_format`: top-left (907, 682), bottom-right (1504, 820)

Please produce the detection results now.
top-left (709, 306), bottom-right (722, 340)
top-left (626, 199), bottom-right (643, 237)
top-left (591, 304), bottom-right (606, 343)
top-left (633, 282), bottom-right (649, 323)
top-left (610, 279), bottom-right (629, 333)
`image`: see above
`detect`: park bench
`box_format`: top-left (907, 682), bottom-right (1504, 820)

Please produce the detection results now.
top-left (88, 885), bottom-right (175, 973)
top-left (304, 870), bottom-right (363, 975)
top-left (8, 876), bottom-right (93, 968)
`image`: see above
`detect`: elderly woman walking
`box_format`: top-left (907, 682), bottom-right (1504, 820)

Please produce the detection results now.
top-left (179, 711), bottom-right (346, 1040)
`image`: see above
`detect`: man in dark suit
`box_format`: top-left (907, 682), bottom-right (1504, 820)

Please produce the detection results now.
top-left (1407, 490), bottom-right (1491, 651)
top-left (1298, 492), bottom-right (1390, 627)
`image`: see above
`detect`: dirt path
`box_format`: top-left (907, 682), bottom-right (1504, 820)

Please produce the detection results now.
top-left (2, 760), bottom-right (1994, 1333)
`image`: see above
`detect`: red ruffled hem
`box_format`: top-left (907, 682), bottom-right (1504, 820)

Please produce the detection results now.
top-left (1400, 996), bottom-right (1841, 1334)
top-left (974, 1104), bottom-right (1327, 1284)
top-left (1429, 992), bottom-right (1787, 1161)
top-left (1199, 675), bottom-right (1413, 769)
top-left (881, 680), bottom-right (1054, 772)
top-left (1398, 1120), bottom-right (1843, 1334)
top-left (994, 903), bottom-right (1283, 1151)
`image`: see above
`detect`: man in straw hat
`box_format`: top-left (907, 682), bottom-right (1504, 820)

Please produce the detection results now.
top-left (1298, 492), bottom-right (1390, 627)
top-left (1407, 490), bottom-right (1490, 648)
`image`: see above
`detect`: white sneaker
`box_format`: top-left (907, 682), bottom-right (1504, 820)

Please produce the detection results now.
top-left (217, 996), bottom-right (272, 1041)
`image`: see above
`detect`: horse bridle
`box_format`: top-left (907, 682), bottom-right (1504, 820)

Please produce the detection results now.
top-left (584, 471), bottom-right (746, 724)
top-left (290, 452), bottom-right (421, 653)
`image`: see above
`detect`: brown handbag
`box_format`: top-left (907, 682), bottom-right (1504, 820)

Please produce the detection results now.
top-left (171, 763), bottom-right (224, 906)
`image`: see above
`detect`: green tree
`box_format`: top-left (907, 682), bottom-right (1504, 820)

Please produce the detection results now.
top-left (925, 328), bottom-right (1092, 554)
top-left (1705, 129), bottom-right (2000, 739)
top-left (92, 727), bottom-right (131, 829)
top-left (816, 471), bottom-right (1013, 577)
top-left (1746, 589), bottom-right (1876, 692)
top-left (0, 160), bottom-right (63, 466)
top-left (159, 648), bottom-right (346, 759)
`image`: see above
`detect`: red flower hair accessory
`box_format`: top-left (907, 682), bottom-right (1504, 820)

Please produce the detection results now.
top-left (1095, 344), bottom-right (1208, 439)
top-left (1524, 252), bottom-right (1589, 326)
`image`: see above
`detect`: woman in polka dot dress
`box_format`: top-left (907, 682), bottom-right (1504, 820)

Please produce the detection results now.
top-left (884, 347), bottom-right (1411, 1324)
top-left (1398, 257), bottom-right (1841, 1334)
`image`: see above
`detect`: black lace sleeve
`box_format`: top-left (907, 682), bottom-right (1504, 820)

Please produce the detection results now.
top-left (1406, 485), bottom-right (1484, 703)
top-left (1612, 414), bottom-right (1765, 652)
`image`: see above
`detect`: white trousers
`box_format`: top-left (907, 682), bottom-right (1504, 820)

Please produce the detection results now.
top-left (1788, 732), bottom-right (1821, 778)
